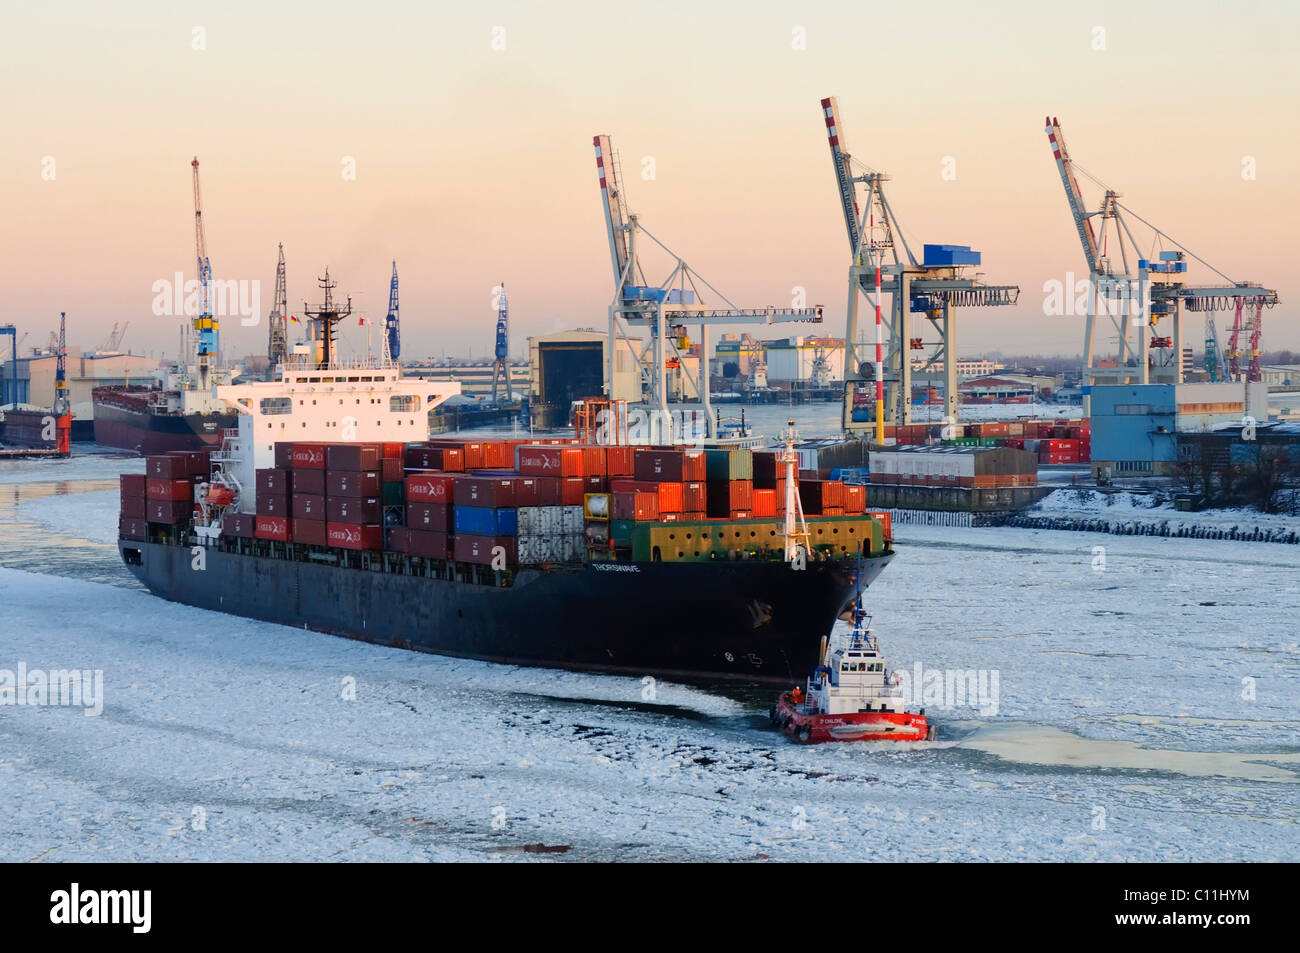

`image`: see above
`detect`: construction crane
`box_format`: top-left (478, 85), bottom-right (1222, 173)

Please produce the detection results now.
top-left (97, 321), bottom-right (129, 354)
top-left (267, 244), bottom-right (288, 368)
top-left (490, 281), bottom-right (510, 405)
top-left (593, 133), bottom-right (823, 440)
top-left (53, 311), bottom-right (71, 455)
top-left (384, 261), bottom-right (400, 363)
top-left (191, 157), bottom-right (218, 389)
top-left (1045, 117), bottom-right (1277, 412)
top-left (821, 97), bottom-right (1019, 439)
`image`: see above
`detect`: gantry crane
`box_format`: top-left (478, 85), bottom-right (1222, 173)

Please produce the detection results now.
top-left (594, 133), bottom-right (823, 440)
top-left (490, 281), bottom-right (510, 405)
top-left (267, 244), bottom-right (289, 368)
top-left (1045, 117), bottom-right (1277, 412)
top-left (821, 97), bottom-right (1019, 438)
top-left (385, 261), bottom-right (400, 363)
top-left (191, 157), bottom-right (218, 389)
top-left (53, 311), bottom-right (71, 455)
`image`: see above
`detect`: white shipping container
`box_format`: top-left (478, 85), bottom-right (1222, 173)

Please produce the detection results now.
top-left (561, 506), bottom-right (584, 534)
top-left (540, 506), bottom-right (564, 534)
top-left (517, 506), bottom-right (541, 535)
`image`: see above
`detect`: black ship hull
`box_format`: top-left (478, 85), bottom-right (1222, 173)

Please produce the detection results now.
top-left (93, 397), bottom-right (238, 454)
top-left (119, 540), bottom-right (892, 684)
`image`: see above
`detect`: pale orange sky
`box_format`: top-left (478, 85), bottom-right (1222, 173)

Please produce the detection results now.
top-left (2, 0), bottom-right (1296, 362)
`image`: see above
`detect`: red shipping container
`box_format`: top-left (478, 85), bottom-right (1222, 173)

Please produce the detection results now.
top-left (482, 442), bottom-right (514, 469)
top-left (404, 445), bottom-right (438, 470)
top-left (535, 477), bottom-right (562, 506)
top-left (257, 490), bottom-right (290, 517)
top-left (406, 472), bottom-right (457, 503)
top-left (407, 502), bottom-right (451, 531)
top-left (327, 522), bottom-right (383, 551)
top-left (327, 443), bottom-right (382, 472)
top-left (561, 477), bottom-right (586, 505)
top-left (120, 473), bottom-right (146, 497)
top-left (292, 494), bottom-right (326, 520)
top-left (613, 491), bottom-right (659, 521)
top-left (292, 468), bottom-right (325, 495)
top-left (656, 482), bottom-right (684, 514)
top-left (176, 450), bottom-right (211, 476)
top-left (382, 442), bottom-right (406, 460)
top-left (121, 495), bottom-right (147, 519)
top-left (257, 468), bottom-right (291, 495)
top-left (327, 496), bottom-right (381, 523)
top-left (145, 455), bottom-right (188, 479)
top-left (512, 477), bottom-right (540, 507)
top-left (729, 510), bottom-right (753, 519)
top-left (633, 449), bottom-right (704, 482)
top-left (293, 518), bottom-right (328, 546)
top-left (753, 489), bottom-right (777, 518)
top-left (610, 478), bottom-right (659, 493)
top-left (844, 485), bottom-right (866, 515)
top-left (327, 470), bottom-right (381, 498)
top-left (146, 478), bottom-right (193, 502)
top-left (146, 499), bottom-right (190, 524)
top-left (404, 529), bottom-right (450, 559)
top-left (605, 446), bottom-right (635, 477)
top-left (381, 457), bottom-right (403, 482)
top-left (454, 534), bottom-right (517, 566)
top-left (274, 442), bottom-right (294, 469)
top-left (254, 515), bottom-right (290, 541)
top-left (221, 513), bottom-right (256, 538)
top-left (516, 445), bottom-right (584, 477)
top-left (291, 443), bottom-right (329, 469)
top-left (585, 473), bottom-right (606, 493)
top-left (432, 441), bottom-right (484, 470)
top-left (683, 481), bottom-right (707, 512)
top-left (454, 476), bottom-right (517, 508)
top-left (119, 516), bottom-right (147, 540)
top-left (581, 446), bottom-right (607, 477)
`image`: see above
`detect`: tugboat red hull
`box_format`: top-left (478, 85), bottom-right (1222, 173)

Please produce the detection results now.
top-left (773, 691), bottom-right (933, 744)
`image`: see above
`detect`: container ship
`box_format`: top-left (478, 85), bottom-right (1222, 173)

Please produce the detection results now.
top-left (93, 364), bottom-right (240, 454)
top-left (116, 358), bottom-right (894, 683)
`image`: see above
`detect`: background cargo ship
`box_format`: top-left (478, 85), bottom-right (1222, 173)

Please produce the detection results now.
top-left (93, 364), bottom-right (240, 453)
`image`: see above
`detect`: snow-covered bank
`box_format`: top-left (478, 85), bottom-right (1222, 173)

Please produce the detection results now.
top-left (1019, 488), bottom-right (1300, 543)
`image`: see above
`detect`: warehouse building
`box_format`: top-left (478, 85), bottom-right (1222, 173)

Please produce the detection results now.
top-left (1089, 381), bottom-right (1269, 477)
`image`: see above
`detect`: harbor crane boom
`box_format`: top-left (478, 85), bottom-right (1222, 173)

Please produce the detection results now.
top-left (191, 157), bottom-right (218, 389)
top-left (1044, 116), bottom-right (1278, 411)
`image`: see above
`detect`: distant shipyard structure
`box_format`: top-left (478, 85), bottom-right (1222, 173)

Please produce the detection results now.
top-left (1045, 117), bottom-right (1278, 412)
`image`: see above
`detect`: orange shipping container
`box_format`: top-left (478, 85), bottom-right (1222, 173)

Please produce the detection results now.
top-left (753, 488), bottom-right (777, 518)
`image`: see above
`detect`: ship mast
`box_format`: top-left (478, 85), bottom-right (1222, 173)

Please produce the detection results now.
top-left (302, 270), bottom-right (352, 369)
top-left (778, 418), bottom-right (810, 563)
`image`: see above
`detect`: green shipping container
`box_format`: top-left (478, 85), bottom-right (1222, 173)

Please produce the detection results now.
top-left (611, 518), bottom-right (635, 544)
top-left (705, 448), bottom-right (754, 482)
top-left (382, 481), bottom-right (404, 505)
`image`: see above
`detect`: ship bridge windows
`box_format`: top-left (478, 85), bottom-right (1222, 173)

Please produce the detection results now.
top-left (260, 397), bottom-right (292, 415)
top-left (391, 394), bottom-right (419, 413)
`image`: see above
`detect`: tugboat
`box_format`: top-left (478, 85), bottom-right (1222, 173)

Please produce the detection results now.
top-left (772, 576), bottom-right (934, 744)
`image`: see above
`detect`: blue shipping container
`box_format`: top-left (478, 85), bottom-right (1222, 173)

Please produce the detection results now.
top-left (454, 506), bottom-right (518, 537)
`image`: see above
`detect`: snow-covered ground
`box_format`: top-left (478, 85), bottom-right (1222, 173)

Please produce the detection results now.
top-left (1, 455), bottom-right (1296, 861)
top-left (1028, 487), bottom-right (1300, 537)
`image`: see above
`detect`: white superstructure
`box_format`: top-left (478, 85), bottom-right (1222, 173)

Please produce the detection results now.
top-left (213, 358), bottom-right (459, 514)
